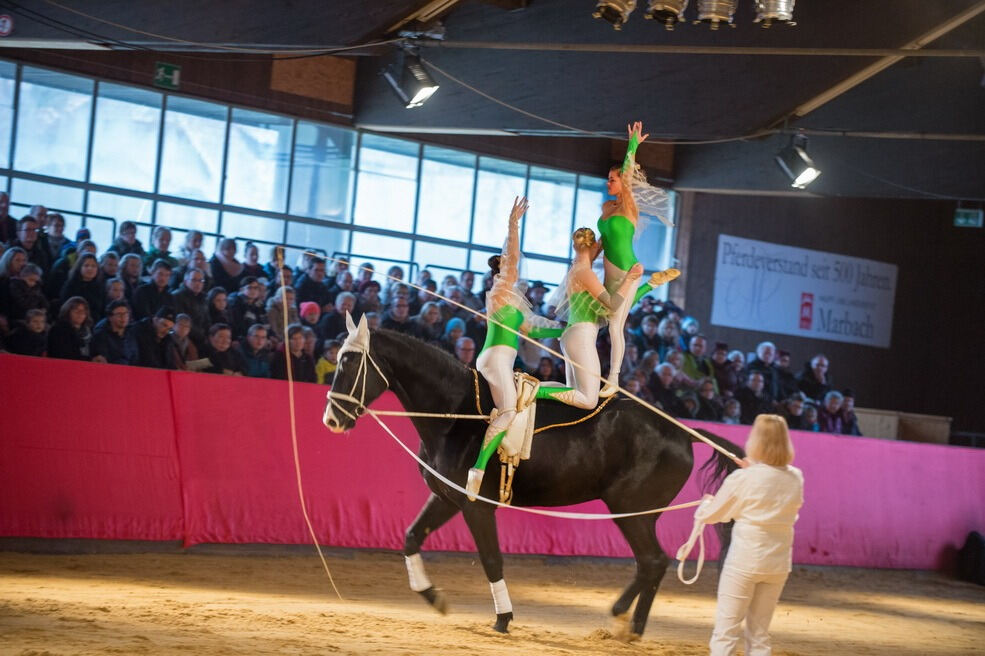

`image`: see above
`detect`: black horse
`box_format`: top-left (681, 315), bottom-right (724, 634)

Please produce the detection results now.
top-left (324, 315), bottom-right (742, 639)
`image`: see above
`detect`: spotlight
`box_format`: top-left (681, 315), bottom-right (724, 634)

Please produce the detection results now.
top-left (775, 134), bottom-right (821, 189)
top-left (382, 53), bottom-right (439, 109)
top-left (694, 0), bottom-right (736, 29)
top-left (754, 0), bottom-right (796, 27)
top-left (644, 0), bottom-right (688, 30)
top-left (593, 0), bottom-right (637, 30)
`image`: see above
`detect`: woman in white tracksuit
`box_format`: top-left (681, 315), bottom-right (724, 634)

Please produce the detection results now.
top-left (695, 414), bottom-right (804, 656)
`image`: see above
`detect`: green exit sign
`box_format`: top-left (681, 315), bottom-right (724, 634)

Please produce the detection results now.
top-left (954, 208), bottom-right (983, 228)
top-left (153, 62), bottom-right (181, 90)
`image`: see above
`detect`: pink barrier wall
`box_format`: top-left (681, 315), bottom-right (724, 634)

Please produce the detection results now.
top-left (2, 353), bottom-right (983, 569)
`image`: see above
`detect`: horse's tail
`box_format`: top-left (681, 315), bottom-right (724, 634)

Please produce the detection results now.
top-left (695, 429), bottom-right (745, 567)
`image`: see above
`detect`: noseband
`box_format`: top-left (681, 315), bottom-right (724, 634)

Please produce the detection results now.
top-left (327, 343), bottom-right (390, 423)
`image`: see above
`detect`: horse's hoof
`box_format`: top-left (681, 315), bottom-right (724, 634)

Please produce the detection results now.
top-left (492, 611), bottom-right (513, 633)
top-left (418, 586), bottom-right (449, 615)
top-left (611, 612), bottom-right (634, 642)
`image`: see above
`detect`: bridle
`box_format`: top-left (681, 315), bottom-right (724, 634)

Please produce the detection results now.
top-left (326, 342), bottom-right (390, 424)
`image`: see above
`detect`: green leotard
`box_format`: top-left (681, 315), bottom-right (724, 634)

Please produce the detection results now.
top-left (597, 215), bottom-right (638, 271)
top-left (480, 304), bottom-right (564, 355)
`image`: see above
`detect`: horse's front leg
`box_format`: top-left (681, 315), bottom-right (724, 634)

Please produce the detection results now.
top-left (461, 504), bottom-right (513, 633)
top-left (404, 492), bottom-right (461, 614)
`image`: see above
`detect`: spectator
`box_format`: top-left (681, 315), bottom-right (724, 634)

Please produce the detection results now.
top-left (119, 253), bottom-right (143, 303)
top-left (628, 295), bottom-right (658, 329)
top-left (202, 323), bottom-right (244, 375)
top-left (629, 369), bottom-right (656, 403)
top-left (108, 221), bottom-right (146, 258)
top-left (45, 213), bottom-right (69, 261)
top-left (411, 301), bottom-right (443, 345)
top-left (132, 259), bottom-right (174, 320)
top-left (632, 314), bottom-right (662, 354)
top-left (408, 278), bottom-right (436, 316)
top-left (169, 267), bottom-right (210, 347)
top-left (533, 356), bottom-right (564, 383)
top-left (169, 249), bottom-right (213, 292)
top-left (142, 226), bottom-right (178, 271)
top-left (91, 300), bottom-right (138, 366)
top-left (170, 314), bottom-right (200, 368)
top-left (8, 263), bottom-right (48, 323)
top-left (775, 349), bottom-right (800, 401)
top-left (60, 253), bottom-right (105, 321)
top-left (358, 279), bottom-right (382, 315)
top-left (133, 306), bottom-right (177, 369)
top-left (317, 291), bottom-right (356, 342)
top-left (459, 270), bottom-right (483, 311)
top-left (682, 335), bottom-right (718, 394)
top-left (802, 403), bottom-right (820, 432)
top-left (47, 239), bottom-right (97, 301)
top-left (747, 341), bottom-right (780, 402)
top-left (695, 377), bottom-right (724, 422)
top-left (722, 398), bottom-right (742, 425)
top-left (454, 336), bottom-right (477, 366)
top-left (840, 388), bottom-right (862, 436)
top-left (354, 262), bottom-right (375, 290)
top-left (656, 317), bottom-right (680, 362)
top-left (727, 349), bottom-right (748, 389)
top-left (797, 354), bottom-right (832, 402)
top-left (47, 296), bottom-right (94, 361)
top-left (177, 230), bottom-right (203, 266)
top-left (237, 323), bottom-right (272, 378)
top-left (325, 256), bottom-right (349, 289)
top-left (265, 285), bottom-right (299, 342)
top-left (12, 217), bottom-right (51, 274)
top-left (261, 245), bottom-right (285, 283)
top-left (271, 323), bottom-right (317, 383)
top-left (621, 376), bottom-right (646, 400)
top-left (99, 251), bottom-right (119, 280)
top-left (226, 276), bottom-right (265, 339)
top-left (649, 362), bottom-right (685, 416)
top-left (105, 277), bottom-right (126, 306)
top-left (209, 238), bottom-right (244, 293)
top-left (302, 325), bottom-right (318, 361)
top-left (679, 392), bottom-right (700, 419)
top-left (818, 390), bottom-right (844, 434)
top-left (0, 246), bottom-right (27, 280)
top-left (712, 342), bottom-right (740, 399)
top-left (678, 316), bottom-right (700, 352)
top-left (315, 339), bottom-right (341, 384)
top-left (665, 350), bottom-right (698, 390)
top-left (416, 267), bottom-right (432, 287)
top-left (363, 311), bottom-right (380, 332)
top-left (440, 317), bottom-right (466, 355)
top-left (0, 191), bottom-right (15, 244)
top-left (380, 296), bottom-right (416, 335)
top-left (380, 265), bottom-right (405, 307)
top-left (526, 280), bottom-right (548, 316)
top-left (735, 371), bottom-right (774, 425)
top-left (778, 396), bottom-right (806, 431)
top-left (299, 301), bottom-right (321, 332)
top-left (242, 242), bottom-right (265, 280)
top-left (328, 270), bottom-right (355, 303)
top-left (6, 308), bottom-right (48, 356)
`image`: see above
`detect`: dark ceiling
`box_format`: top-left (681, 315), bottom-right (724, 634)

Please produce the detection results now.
top-left (1, 0), bottom-right (983, 199)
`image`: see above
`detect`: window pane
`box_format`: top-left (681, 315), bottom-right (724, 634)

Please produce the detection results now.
top-left (353, 134), bottom-right (418, 233)
top-left (14, 67), bottom-right (93, 180)
top-left (574, 176), bottom-right (605, 231)
top-left (524, 167), bottom-right (575, 257)
top-left (224, 108), bottom-right (292, 212)
top-left (0, 61), bottom-right (15, 169)
top-left (472, 157), bottom-right (527, 248)
top-left (289, 121), bottom-right (355, 222)
top-left (220, 211), bottom-right (284, 245)
top-left (158, 96), bottom-right (227, 202)
top-left (522, 258), bottom-right (567, 290)
top-left (349, 231), bottom-right (412, 279)
top-left (286, 221), bottom-right (349, 260)
top-left (414, 241), bottom-right (467, 282)
top-left (89, 83), bottom-right (162, 191)
top-left (87, 191), bottom-right (153, 251)
top-left (156, 201), bottom-right (219, 255)
top-left (416, 146), bottom-right (475, 242)
top-left (10, 177), bottom-right (84, 244)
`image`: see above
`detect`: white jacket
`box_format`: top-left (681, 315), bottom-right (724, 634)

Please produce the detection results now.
top-left (696, 463), bottom-right (804, 575)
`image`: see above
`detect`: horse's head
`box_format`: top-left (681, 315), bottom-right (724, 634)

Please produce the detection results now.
top-left (322, 312), bottom-right (390, 433)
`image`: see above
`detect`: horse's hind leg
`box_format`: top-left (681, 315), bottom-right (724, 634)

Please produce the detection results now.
top-left (404, 493), bottom-right (460, 614)
top-left (461, 505), bottom-right (513, 634)
top-left (610, 516), bottom-right (670, 640)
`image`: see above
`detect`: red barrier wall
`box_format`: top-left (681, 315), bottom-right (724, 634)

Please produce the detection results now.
top-left (2, 353), bottom-right (983, 569)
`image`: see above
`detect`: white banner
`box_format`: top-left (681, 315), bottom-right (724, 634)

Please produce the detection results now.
top-left (710, 234), bottom-right (897, 348)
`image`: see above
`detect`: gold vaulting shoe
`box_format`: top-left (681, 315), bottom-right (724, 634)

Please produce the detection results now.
top-left (648, 268), bottom-right (681, 287)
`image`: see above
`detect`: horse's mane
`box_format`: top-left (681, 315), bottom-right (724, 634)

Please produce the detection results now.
top-left (371, 328), bottom-right (475, 379)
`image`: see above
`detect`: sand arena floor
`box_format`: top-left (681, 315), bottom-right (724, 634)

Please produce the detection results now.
top-left (1, 547), bottom-right (983, 655)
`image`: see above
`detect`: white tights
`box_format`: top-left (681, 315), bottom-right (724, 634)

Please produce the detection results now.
top-left (476, 345), bottom-right (517, 437)
top-left (554, 322), bottom-right (601, 409)
top-left (603, 259), bottom-right (641, 384)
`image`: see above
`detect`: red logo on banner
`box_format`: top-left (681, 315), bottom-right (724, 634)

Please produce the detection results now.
top-left (799, 293), bottom-right (814, 330)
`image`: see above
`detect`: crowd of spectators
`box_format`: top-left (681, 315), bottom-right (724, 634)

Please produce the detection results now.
top-left (0, 192), bottom-right (861, 434)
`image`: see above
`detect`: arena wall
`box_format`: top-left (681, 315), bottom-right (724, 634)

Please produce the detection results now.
top-left (2, 353), bottom-right (982, 570)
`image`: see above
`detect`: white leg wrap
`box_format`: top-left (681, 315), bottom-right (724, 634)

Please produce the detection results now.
top-left (405, 554), bottom-right (432, 592)
top-left (490, 579), bottom-right (513, 614)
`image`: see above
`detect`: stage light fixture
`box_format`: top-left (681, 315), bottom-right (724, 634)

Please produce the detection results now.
top-left (593, 0), bottom-right (637, 30)
top-left (775, 134), bottom-right (821, 189)
top-left (644, 0), bottom-right (688, 30)
top-left (694, 0), bottom-right (737, 29)
top-left (382, 53), bottom-right (440, 109)
top-left (754, 0), bottom-right (796, 27)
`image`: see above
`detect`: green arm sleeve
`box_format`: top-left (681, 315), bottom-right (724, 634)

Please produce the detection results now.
top-left (527, 326), bottom-right (565, 339)
top-left (633, 283), bottom-right (654, 304)
top-left (621, 133), bottom-right (640, 174)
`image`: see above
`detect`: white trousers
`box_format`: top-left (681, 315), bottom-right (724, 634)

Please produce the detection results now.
top-left (603, 259), bottom-right (641, 382)
top-left (710, 566), bottom-right (788, 656)
top-left (476, 345), bottom-right (517, 434)
top-left (558, 322), bottom-right (602, 409)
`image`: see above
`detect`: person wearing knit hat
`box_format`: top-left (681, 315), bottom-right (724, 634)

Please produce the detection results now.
top-left (299, 301), bottom-right (321, 327)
